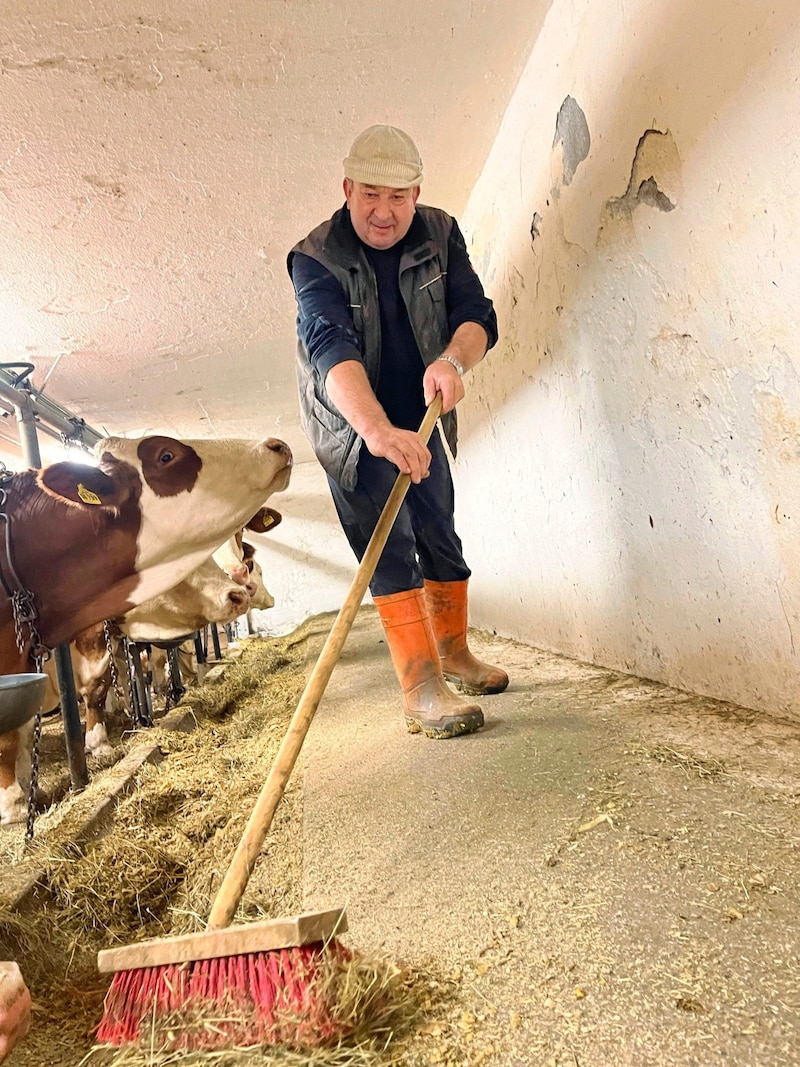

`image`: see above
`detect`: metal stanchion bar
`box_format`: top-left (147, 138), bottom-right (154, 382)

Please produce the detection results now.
top-left (166, 646), bottom-right (186, 704)
top-left (210, 623), bottom-right (222, 661)
top-left (0, 370), bottom-right (102, 450)
top-left (194, 631), bottom-right (206, 665)
top-left (53, 645), bottom-right (89, 790)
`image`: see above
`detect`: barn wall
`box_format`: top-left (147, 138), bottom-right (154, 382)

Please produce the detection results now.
top-left (456, 0), bottom-right (800, 717)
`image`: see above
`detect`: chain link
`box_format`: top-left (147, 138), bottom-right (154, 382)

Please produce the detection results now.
top-left (9, 593), bottom-right (48, 845)
top-left (2, 471), bottom-right (49, 844)
top-left (11, 590), bottom-right (50, 667)
top-left (24, 713), bottom-right (42, 844)
top-left (103, 620), bottom-right (127, 706)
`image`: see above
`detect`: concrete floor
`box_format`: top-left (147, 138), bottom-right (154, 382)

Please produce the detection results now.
top-left (299, 609), bottom-right (800, 1067)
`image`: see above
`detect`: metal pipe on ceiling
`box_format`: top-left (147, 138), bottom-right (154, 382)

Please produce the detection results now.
top-left (0, 365), bottom-right (103, 453)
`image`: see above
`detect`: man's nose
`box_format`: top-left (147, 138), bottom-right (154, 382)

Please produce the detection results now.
top-left (372, 197), bottom-right (394, 219)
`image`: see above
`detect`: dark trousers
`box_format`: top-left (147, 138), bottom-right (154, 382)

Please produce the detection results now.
top-left (327, 428), bottom-right (471, 597)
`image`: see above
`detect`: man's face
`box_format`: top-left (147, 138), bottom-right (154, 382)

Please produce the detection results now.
top-left (344, 179), bottom-right (420, 249)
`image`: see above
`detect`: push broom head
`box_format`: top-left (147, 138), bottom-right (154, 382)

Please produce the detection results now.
top-left (95, 908), bottom-right (354, 1052)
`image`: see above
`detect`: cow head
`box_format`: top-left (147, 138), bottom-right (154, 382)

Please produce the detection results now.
top-left (120, 556), bottom-right (251, 642)
top-left (212, 508), bottom-right (283, 587)
top-left (94, 435), bottom-right (291, 606)
top-left (2, 434), bottom-right (292, 653)
top-left (242, 543), bottom-right (275, 610)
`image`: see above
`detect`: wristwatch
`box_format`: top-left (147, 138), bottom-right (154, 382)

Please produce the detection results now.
top-left (436, 355), bottom-right (465, 377)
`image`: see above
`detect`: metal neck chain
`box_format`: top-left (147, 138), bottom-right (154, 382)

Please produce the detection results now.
top-left (13, 593), bottom-right (47, 845)
top-left (1, 468), bottom-right (49, 844)
top-left (103, 619), bottom-right (130, 709)
top-left (11, 590), bottom-right (49, 671)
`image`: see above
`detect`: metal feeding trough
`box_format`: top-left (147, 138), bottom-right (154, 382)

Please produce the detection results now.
top-left (0, 673), bottom-right (49, 734)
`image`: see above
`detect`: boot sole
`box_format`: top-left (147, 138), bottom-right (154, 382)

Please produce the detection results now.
top-left (405, 711), bottom-right (484, 739)
top-left (443, 672), bottom-right (509, 696)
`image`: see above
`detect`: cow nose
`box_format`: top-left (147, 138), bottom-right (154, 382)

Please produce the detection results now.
top-left (228, 589), bottom-right (249, 613)
top-left (262, 438), bottom-right (293, 466)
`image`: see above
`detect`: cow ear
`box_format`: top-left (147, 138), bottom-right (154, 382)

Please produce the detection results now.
top-left (245, 507), bottom-right (282, 534)
top-left (37, 462), bottom-right (128, 509)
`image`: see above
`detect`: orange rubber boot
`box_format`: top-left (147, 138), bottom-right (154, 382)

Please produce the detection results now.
top-left (373, 589), bottom-right (484, 739)
top-left (424, 579), bottom-right (509, 695)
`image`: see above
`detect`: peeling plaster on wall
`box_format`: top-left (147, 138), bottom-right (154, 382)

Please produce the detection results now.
top-left (753, 354), bottom-right (800, 657)
top-left (530, 211), bottom-right (542, 244)
top-left (552, 95), bottom-right (590, 186)
top-left (603, 129), bottom-right (681, 222)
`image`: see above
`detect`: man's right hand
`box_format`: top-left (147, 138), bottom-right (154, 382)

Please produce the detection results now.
top-left (0, 963), bottom-right (31, 1063)
top-left (363, 425), bottom-right (431, 483)
top-left (325, 361), bottom-right (432, 482)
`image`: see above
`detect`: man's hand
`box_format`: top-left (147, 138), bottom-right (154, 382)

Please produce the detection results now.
top-left (363, 425), bottom-right (431, 483)
top-left (0, 963), bottom-right (31, 1063)
top-left (423, 359), bottom-right (465, 414)
top-left (326, 360), bottom-right (434, 482)
top-left (423, 322), bottom-right (489, 413)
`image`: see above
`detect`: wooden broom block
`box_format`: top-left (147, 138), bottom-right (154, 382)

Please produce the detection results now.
top-left (97, 907), bottom-right (347, 974)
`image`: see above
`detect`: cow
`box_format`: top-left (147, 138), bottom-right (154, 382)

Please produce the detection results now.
top-left (40, 624), bottom-right (119, 760)
top-left (32, 516), bottom-right (284, 776)
top-left (37, 557), bottom-right (251, 768)
top-left (244, 555), bottom-right (274, 611)
top-left (120, 556), bottom-right (250, 643)
top-left (212, 507), bottom-right (281, 587)
top-left (0, 433), bottom-right (292, 824)
top-left (237, 539), bottom-right (277, 611)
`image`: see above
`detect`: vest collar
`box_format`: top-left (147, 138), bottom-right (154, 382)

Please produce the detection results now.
top-left (324, 205), bottom-right (437, 270)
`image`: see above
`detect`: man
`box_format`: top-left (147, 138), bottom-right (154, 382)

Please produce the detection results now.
top-left (288, 124), bottom-right (508, 739)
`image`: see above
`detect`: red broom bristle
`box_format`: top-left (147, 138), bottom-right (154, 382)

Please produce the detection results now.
top-left (96, 940), bottom-right (353, 1051)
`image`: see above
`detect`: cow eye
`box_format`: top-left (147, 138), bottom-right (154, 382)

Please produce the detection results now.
top-left (158, 450), bottom-right (174, 464)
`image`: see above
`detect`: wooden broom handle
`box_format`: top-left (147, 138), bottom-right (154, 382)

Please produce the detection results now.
top-left (206, 394), bottom-right (444, 931)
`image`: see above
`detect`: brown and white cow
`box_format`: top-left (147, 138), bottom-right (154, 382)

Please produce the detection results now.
top-left (30, 515), bottom-right (284, 783)
top-left (212, 507), bottom-right (281, 586)
top-left (0, 434), bottom-right (292, 824)
top-left (37, 558), bottom-right (251, 769)
top-left (120, 556), bottom-right (250, 643)
top-left (40, 624), bottom-right (118, 760)
top-left (241, 543), bottom-right (275, 610)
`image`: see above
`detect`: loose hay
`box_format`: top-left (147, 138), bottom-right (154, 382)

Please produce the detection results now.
top-left (0, 623), bottom-right (458, 1066)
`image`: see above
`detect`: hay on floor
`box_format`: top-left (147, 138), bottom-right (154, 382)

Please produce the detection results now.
top-left (0, 622), bottom-right (456, 1067)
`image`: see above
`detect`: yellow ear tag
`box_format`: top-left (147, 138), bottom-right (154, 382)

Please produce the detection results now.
top-left (77, 483), bottom-right (102, 505)
top-left (264, 515), bottom-right (274, 528)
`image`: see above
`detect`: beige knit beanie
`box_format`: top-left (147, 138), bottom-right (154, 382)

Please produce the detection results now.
top-left (343, 124), bottom-right (423, 188)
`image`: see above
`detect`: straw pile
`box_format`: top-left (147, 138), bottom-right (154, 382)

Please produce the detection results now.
top-left (0, 621), bottom-right (463, 1066)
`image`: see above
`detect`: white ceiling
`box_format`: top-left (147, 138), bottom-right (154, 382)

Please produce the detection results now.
top-left (0, 1), bottom-right (539, 464)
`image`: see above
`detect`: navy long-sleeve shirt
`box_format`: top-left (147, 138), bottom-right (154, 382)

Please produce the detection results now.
top-left (290, 210), bottom-right (497, 432)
